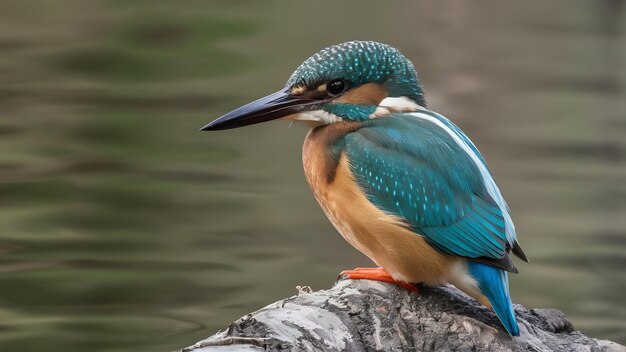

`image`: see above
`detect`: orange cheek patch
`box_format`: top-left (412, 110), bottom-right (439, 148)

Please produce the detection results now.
top-left (335, 83), bottom-right (387, 106)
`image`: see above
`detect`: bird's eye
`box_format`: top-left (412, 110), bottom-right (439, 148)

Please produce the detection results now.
top-left (326, 79), bottom-right (349, 97)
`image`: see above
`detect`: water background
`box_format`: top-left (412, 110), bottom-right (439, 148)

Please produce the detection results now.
top-left (0, 1), bottom-right (624, 351)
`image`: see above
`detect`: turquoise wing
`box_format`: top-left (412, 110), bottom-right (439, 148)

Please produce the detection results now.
top-left (341, 114), bottom-right (510, 260)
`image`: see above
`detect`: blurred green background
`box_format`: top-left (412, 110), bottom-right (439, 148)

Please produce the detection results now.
top-left (0, 1), bottom-right (624, 351)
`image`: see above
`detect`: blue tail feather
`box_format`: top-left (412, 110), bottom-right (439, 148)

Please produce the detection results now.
top-left (467, 262), bottom-right (520, 336)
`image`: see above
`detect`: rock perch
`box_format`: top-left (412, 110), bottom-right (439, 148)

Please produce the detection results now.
top-left (181, 279), bottom-right (625, 352)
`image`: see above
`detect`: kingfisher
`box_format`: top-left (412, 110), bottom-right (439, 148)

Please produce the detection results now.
top-left (201, 41), bottom-right (528, 336)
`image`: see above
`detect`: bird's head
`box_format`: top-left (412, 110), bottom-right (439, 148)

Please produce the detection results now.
top-left (201, 41), bottom-right (425, 131)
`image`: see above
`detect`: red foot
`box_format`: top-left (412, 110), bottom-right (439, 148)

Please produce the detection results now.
top-left (339, 267), bottom-right (419, 293)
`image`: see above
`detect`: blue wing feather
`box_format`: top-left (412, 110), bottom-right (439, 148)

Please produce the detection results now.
top-left (342, 113), bottom-right (510, 260)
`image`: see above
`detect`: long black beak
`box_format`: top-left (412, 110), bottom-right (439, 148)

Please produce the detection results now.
top-left (200, 89), bottom-right (322, 131)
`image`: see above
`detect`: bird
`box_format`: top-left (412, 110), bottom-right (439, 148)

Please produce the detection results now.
top-left (201, 40), bottom-right (529, 336)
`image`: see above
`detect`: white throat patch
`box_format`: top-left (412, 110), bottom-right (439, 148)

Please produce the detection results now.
top-left (295, 110), bottom-right (342, 127)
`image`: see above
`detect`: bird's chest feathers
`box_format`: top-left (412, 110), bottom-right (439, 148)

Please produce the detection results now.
top-left (302, 124), bottom-right (454, 284)
top-left (303, 124), bottom-right (376, 259)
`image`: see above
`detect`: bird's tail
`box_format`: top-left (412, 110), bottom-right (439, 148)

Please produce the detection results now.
top-left (467, 261), bottom-right (520, 336)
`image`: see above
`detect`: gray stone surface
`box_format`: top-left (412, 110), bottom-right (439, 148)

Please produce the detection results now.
top-left (182, 279), bottom-right (625, 352)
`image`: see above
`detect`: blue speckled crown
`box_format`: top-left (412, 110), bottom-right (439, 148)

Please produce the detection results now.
top-left (286, 41), bottom-right (425, 106)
